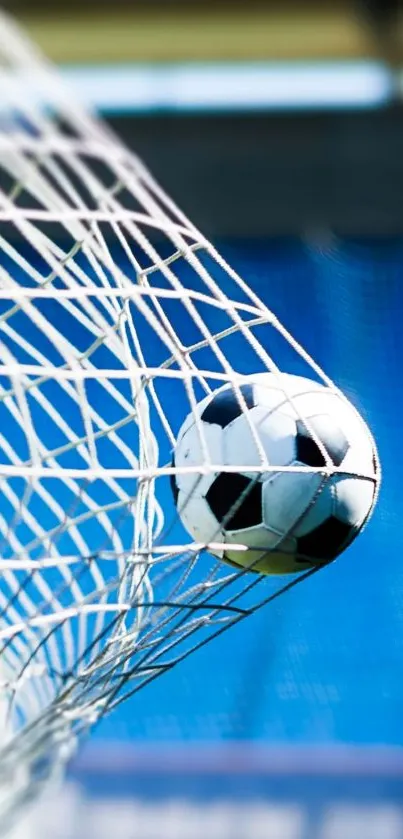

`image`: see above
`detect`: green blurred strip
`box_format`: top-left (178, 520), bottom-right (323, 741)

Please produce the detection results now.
top-left (20, 8), bottom-right (378, 63)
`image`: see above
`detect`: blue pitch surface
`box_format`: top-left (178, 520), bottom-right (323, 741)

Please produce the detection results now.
top-left (2, 236), bottom-right (401, 747)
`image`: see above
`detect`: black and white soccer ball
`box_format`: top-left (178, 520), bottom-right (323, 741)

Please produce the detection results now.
top-left (171, 373), bottom-right (380, 574)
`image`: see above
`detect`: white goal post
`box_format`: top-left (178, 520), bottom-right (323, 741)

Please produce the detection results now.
top-left (0, 9), bottom-right (379, 834)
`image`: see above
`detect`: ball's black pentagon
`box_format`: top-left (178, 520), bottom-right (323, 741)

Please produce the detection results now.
top-left (201, 384), bottom-right (255, 428)
top-left (296, 415), bottom-right (349, 468)
top-left (206, 472), bottom-right (262, 530)
top-left (297, 516), bottom-right (354, 563)
top-left (170, 455), bottom-right (180, 505)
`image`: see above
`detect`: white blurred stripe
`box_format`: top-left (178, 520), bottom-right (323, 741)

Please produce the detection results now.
top-left (61, 61), bottom-right (393, 114)
top-left (31, 786), bottom-right (403, 839)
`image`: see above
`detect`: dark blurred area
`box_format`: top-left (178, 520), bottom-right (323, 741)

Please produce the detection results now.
top-left (3, 1), bottom-right (403, 64)
top-left (359, 0), bottom-right (402, 66)
top-left (3, 0), bottom-right (402, 236)
top-left (110, 110), bottom-right (403, 238)
top-left (3, 0), bottom-right (342, 6)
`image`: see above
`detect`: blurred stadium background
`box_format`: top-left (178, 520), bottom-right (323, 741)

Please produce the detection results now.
top-left (3, 1), bottom-right (403, 838)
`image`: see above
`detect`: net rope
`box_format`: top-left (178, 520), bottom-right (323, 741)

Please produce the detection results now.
top-left (0, 10), bottom-right (378, 832)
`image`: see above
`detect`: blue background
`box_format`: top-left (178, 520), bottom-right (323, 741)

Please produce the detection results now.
top-left (90, 236), bottom-right (402, 748)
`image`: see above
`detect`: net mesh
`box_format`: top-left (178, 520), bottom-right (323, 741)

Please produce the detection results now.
top-left (0, 10), bottom-right (379, 832)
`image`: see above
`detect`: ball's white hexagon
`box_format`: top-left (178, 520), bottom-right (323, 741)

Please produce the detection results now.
top-left (262, 470), bottom-right (325, 537)
top-left (292, 479), bottom-right (334, 537)
top-left (176, 410), bottom-right (196, 443)
top-left (279, 388), bottom-right (339, 423)
top-left (248, 374), bottom-right (292, 413)
top-left (252, 372), bottom-right (325, 406)
top-left (223, 523), bottom-right (298, 575)
top-left (332, 476), bottom-right (375, 526)
top-left (174, 420), bottom-right (223, 497)
top-left (223, 407), bottom-right (296, 473)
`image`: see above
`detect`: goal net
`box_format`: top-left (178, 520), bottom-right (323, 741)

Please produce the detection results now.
top-left (0, 10), bottom-right (377, 833)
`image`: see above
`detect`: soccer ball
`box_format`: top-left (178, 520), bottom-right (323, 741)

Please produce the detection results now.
top-left (171, 373), bottom-right (379, 574)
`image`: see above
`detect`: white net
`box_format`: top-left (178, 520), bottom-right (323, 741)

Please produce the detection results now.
top-left (0, 10), bottom-right (379, 834)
